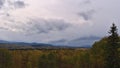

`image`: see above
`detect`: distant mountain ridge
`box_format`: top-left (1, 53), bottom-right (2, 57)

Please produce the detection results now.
top-left (0, 40), bottom-right (10, 43)
top-left (49, 36), bottom-right (101, 47)
top-left (0, 36), bottom-right (101, 49)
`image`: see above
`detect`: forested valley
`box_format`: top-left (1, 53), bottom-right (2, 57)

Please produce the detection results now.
top-left (0, 24), bottom-right (120, 68)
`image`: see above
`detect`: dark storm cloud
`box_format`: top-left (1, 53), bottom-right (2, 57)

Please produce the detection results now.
top-left (78, 9), bottom-right (95, 21)
top-left (14, 1), bottom-right (26, 8)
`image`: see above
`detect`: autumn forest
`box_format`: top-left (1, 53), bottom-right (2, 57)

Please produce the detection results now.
top-left (0, 23), bottom-right (120, 68)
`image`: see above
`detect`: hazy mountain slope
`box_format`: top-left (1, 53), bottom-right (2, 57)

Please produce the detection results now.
top-left (49, 36), bottom-right (101, 47)
top-left (0, 36), bottom-right (101, 49)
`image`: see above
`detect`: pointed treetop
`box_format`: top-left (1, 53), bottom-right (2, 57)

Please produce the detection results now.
top-left (109, 23), bottom-right (118, 34)
top-left (112, 23), bottom-right (116, 27)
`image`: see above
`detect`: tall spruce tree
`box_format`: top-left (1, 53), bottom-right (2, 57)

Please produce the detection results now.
top-left (105, 23), bottom-right (120, 68)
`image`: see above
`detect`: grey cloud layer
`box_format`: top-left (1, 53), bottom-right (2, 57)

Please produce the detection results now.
top-left (26, 19), bottom-right (71, 34)
top-left (0, 0), bottom-right (4, 8)
top-left (78, 9), bottom-right (95, 20)
top-left (0, 18), bottom-right (71, 35)
top-left (0, 0), bottom-right (26, 9)
top-left (14, 1), bottom-right (26, 8)
top-left (83, 0), bottom-right (91, 4)
top-left (0, 0), bottom-right (120, 43)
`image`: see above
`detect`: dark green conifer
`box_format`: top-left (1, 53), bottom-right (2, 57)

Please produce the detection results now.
top-left (105, 23), bottom-right (120, 68)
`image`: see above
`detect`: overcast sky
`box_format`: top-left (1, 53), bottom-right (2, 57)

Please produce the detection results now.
top-left (0, 0), bottom-right (120, 43)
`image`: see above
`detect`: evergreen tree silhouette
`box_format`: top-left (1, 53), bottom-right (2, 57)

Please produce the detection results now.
top-left (105, 23), bottom-right (120, 68)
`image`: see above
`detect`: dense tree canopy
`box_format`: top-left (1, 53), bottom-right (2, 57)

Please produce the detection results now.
top-left (0, 49), bottom-right (12, 68)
